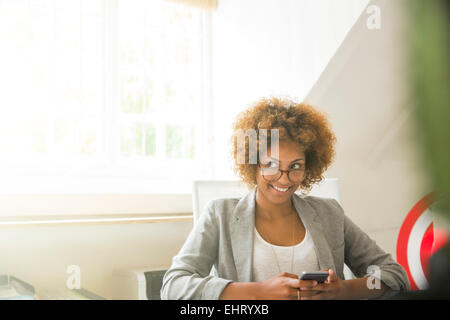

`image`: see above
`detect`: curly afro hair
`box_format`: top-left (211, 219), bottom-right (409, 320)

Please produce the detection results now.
top-left (230, 96), bottom-right (336, 192)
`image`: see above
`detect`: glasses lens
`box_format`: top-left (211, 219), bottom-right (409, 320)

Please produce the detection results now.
top-left (288, 170), bottom-right (303, 183)
top-left (260, 166), bottom-right (280, 182)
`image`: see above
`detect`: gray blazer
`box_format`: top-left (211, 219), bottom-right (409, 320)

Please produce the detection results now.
top-left (161, 188), bottom-right (410, 300)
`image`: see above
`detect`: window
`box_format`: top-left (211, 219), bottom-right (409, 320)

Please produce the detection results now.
top-left (0, 0), bottom-right (210, 194)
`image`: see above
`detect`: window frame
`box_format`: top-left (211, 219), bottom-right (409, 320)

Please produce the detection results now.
top-left (0, 0), bottom-right (214, 217)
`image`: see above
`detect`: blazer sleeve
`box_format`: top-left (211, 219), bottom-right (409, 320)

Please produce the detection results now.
top-left (332, 199), bottom-right (411, 296)
top-left (160, 200), bottom-right (234, 300)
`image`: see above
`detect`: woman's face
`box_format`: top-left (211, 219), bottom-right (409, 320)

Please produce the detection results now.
top-left (256, 139), bottom-right (306, 206)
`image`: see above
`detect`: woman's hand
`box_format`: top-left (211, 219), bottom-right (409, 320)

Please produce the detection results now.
top-left (300, 269), bottom-right (349, 300)
top-left (257, 272), bottom-right (320, 300)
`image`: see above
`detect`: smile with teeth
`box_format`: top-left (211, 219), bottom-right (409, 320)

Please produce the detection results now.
top-left (270, 184), bottom-right (291, 192)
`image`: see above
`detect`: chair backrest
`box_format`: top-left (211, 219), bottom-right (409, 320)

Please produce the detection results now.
top-left (192, 178), bottom-right (342, 224)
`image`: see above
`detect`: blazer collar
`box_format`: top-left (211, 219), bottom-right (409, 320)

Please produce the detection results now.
top-left (230, 188), bottom-right (256, 282)
top-left (230, 188), bottom-right (336, 282)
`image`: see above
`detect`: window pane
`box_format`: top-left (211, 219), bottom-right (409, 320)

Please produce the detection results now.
top-left (0, 0), bottom-right (204, 184)
top-left (117, 0), bottom-right (201, 165)
top-left (0, 0), bottom-right (104, 165)
top-left (166, 125), bottom-right (194, 159)
top-left (145, 126), bottom-right (156, 156)
top-left (166, 125), bottom-right (183, 159)
top-left (120, 123), bottom-right (156, 158)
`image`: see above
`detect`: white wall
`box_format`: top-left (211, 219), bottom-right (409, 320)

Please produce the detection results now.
top-left (210, 0), bottom-right (369, 179)
top-left (0, 220), bottom-right (194, 299)
top-left (304, 0), bottom-right (428, 255)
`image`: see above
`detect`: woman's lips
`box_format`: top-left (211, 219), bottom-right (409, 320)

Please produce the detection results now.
top-left (269, 184), bottom-right (291, 193)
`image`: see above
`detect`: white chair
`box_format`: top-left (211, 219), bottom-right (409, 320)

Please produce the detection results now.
top-left (192, 178), bottom-right (355, 280)
top-left (192, 178), bottom-right (342, 223)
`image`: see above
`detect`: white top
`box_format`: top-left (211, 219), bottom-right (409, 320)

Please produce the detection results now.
top-left (252, 218), bottom-right (320, 282)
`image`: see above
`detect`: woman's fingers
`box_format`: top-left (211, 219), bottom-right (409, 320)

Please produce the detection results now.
top-left (280, 272), bottom-right (299, 279)
top-left (298, 279), bottom-right (318, 289)
top-left (285, 277), bottom-right (303, 289)
top-left (281, 273), bottom-right (316, 290)
top-left (307, 282), bottom-right (331, 292)
top-left (277, 272), bottom-right (331, 300)
top-left (327, 269), bottom-right (338, 282)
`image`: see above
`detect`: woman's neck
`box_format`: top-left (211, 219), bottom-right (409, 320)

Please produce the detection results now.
top-left (255, 188), bottom-right (294, 221)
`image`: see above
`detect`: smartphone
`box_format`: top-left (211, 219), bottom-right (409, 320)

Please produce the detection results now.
top-left (299, 271), bottom-right (329, 283)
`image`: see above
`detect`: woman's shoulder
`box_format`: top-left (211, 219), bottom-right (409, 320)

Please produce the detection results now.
top-left (295, 195), bottom-right (346, 237)
top-left (206, 196), bottom-right (242, 211)
top-left (200, 197), bottom-right (243, 226)
top-left (299, 194), bottom-right (340, 205)
top-left (295, 194), bottom-right (345, 217)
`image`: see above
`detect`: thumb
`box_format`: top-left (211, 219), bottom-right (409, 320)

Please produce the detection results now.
top-left (327, 269), bottom-right (338, 283)
top-left (320, 268), bottom-right (330, 279)
top-left (280, 272), bottom-right (299, 279)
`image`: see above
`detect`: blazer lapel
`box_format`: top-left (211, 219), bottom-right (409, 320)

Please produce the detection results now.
top-left (230, 188), bottom-right (256, 282)
top-left (292, 194), bottom-right (336, 271)
top-left (229, 190), bottom-right (337, 282)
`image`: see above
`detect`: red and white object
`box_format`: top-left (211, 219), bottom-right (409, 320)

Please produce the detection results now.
top-left (396, 193), bottom-right (448, 290)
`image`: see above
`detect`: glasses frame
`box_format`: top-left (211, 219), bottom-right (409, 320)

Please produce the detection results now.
top-left (257, 162), bottom-right (305, 183)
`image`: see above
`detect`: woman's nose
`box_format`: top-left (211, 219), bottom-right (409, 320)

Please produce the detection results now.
top-left (278, 170), bottom-right (291, 185)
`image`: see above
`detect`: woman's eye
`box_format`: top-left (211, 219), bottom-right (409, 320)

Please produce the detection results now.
top-left (269, 162), bottom-right (278, 168)
top-left (292, 163), bottom-right (303, 170)
top-left (262, 161), bottom-right (277, 168)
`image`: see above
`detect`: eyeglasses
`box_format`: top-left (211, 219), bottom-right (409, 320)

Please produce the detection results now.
top-left (258, 161), bottom-right (305, 183)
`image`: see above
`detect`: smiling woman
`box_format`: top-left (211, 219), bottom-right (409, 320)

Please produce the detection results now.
top-left (160, 96), bottom-right (410, 300)
top-left (230, 96), bottom-right (336, 193)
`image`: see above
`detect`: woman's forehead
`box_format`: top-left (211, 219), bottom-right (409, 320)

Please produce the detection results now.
top-left (261, 151), bottom-right (305, 163)
top-left (264, 140), bottom-right (305, 158)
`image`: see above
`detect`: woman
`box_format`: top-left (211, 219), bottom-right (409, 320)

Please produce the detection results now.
top-left (160, 97), bottom-right (410, 300)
